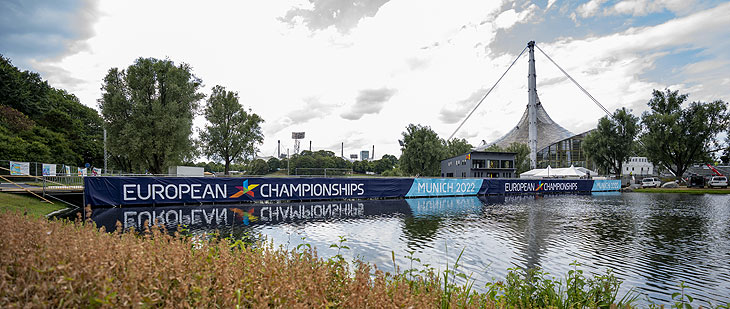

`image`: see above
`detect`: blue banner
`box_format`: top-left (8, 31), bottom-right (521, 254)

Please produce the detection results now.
top-left (84, 177), bottom-right (618, 207)
top-left (591, 180), bottom-right (622, 191)
top-left (84, 177), bottom-right (414, 207)
top-left (405, 179), bottom-right (483, 197)
top-left (481, 179), bottom-right (594, 194)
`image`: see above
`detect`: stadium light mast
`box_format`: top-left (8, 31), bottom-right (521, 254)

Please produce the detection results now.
top-left (527, 41), bottom-right (538, 169)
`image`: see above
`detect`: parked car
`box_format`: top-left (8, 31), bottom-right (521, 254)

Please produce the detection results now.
top-left (641, 177), bottom-right (662, 188)
top-left (708, 176), bottom-right (728, 188)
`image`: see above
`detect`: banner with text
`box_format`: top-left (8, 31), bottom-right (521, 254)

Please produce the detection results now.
top-left (84, 177), bottom-right (414, 207)
top-left (591, 180), bottom-right (622, 191)
top-left (481, 179), bottom-right (594, 195)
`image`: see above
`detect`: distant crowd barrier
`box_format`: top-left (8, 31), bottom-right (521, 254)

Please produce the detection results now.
top-left (84, 177), bottom-right (622, 207)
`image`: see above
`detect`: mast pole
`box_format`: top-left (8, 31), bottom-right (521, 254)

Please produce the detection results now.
top-left (527, 41), bottom-right (538, 169)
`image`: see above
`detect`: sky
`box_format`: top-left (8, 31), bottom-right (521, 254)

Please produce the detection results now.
top-left (2, 0), bottom-right (729, 160)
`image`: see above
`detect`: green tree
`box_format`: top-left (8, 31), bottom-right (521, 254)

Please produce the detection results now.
top-left (99, 57), bottom-right (204, 174)
top-left (267, 157), bottom-right (281, 173)
top-left (444, 138), bottom-right (473, 158)
top-left (583, 107), bottom-right (639, 176)
top-left (504, 142), bottom-right (531, 175)
top-left (478, 142), bottom-right (531, 175)
top-left (640, 89), bottom-right (729, 179)
top-left (399, 124), bottom-right (446, 176)
top-left (199, 85), bottom-right (264, 175)
top-left (248, 159), bottom-right (269, 175)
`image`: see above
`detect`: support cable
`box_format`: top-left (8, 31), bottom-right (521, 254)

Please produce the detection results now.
top-left (448, 46), bottom-right (528, 141)
top-left (536, 44), bottom-right (681, 177)
top-left (534, 44), bottom-right (612, 117)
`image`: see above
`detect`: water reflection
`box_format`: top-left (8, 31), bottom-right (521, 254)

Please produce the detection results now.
top-left (89, 193), bottom-right (730, 305)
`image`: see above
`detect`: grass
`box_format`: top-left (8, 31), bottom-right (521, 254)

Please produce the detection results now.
top-left (0, 192), bottom-right (66, 217)
top-left (633, 187), bottom-right (730, 194)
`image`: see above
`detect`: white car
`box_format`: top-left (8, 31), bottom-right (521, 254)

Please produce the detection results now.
top-left (708, 176), bottom-right (728, 188)
top-left (641, 177), bottom-right (662, 188)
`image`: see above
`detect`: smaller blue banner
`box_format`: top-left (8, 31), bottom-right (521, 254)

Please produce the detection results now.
top-left (591, 179), bottom-right (622, 191)
top-left (405, 178), bottom-right (483, 197)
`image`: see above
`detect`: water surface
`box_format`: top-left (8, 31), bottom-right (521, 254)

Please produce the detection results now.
top-left (90, 193), bottom-right (730, 305)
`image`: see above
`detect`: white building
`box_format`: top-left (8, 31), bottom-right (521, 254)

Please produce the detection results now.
top-left (622, 157), bottom-right (654, 176)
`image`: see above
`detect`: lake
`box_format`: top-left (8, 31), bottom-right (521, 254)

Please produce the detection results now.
top-left (88, 192), bottom-right (730, 305)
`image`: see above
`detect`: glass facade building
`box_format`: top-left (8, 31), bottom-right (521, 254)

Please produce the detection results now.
top-left (535, 130), bottom-right (596, 169)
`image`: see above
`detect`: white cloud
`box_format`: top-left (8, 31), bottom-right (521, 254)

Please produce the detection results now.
top-left (576, 0), bottom-right (608, 18)
top-left (494, 5), bottom-right (538, 29)
top-left (13, 0), bottom-right (730, 161)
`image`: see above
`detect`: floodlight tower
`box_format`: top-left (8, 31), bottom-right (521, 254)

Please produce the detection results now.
top-left (292, 132), bottom-right (305, 154)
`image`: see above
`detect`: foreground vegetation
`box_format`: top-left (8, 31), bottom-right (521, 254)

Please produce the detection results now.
top-left (0, 192), bottom-right (65, 217)
top-left (4, 210), bottom-right (725, 308)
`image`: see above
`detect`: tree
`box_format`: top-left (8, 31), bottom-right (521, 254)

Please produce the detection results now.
top-left (583, 107), bottom-right (639, 176)
top-left (267, 157), bottom-right (281, 173)
top-left (199, 85), bottom-right (264, 175)
top-left (99, 57), bottom-right (204, 174)
top-left (479, 142), bottom-right (531, 175)
top-left (444, 138), bottom-right (473, 158)
top-left (640, 89), bottom-right (729, 179)
top-left (399, 124), bottom-right (446, 176)
top-left (504, 142), bottom-right (531, 175)
top-left (248, 159), bottom-right (269, 175)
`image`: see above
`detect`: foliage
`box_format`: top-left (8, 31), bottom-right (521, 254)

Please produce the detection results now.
top-left (0, 55), bottom-right (103, 166)
top-left (247, 159), bottom-right (269, 175)
top-left (584, 107), bottom-right (640, 176)
top-left (0, 211), bottom-right (442, 307)
top-left (485, 262), bottom-right (640, 308)
top-left (99, 57), bottom-right (204, 174)
top-left (480, 142), bottom-right (531, 175)
top-left (444, 138), bottom-right (473, 158)
top-left (199, 85), bottom-right (264, 175)
top-left (399, 124), bottom-right (446, 176)
top-left (640, 89), bottom-right (729, 179)
top-left (267, 157), bottom-right (281, 173)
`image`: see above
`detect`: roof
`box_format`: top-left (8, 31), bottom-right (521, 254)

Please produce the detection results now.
top-left (475, 94), bottom-right (574, 152)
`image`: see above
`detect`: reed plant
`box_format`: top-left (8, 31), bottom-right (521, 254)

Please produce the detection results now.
top-left (1, 208), bottom-right (723, 308)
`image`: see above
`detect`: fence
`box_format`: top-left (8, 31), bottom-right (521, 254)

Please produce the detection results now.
top-left (294, 168), bottom-right (354, 177)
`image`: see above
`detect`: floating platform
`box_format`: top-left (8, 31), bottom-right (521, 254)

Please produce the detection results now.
top-left (84, 177), bottom-right (621, 207)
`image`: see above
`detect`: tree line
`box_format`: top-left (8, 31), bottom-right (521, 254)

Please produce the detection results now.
top-left (0, 55), bottom-right (103, 167)
top-left (583, 89), bottom-right (728, 179)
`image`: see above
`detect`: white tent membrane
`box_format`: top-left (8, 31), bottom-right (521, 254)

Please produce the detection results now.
top-left (520, 165), bottom-right (595, 178)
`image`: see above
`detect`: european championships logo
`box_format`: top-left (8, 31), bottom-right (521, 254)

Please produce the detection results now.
top-left (536, 181), bottom-right (544, 191)
top-left (230, 179), bottom-right (259, 198)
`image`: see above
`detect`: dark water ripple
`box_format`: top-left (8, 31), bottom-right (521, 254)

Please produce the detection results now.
top-left (88, 193), bottom-right (730, 306)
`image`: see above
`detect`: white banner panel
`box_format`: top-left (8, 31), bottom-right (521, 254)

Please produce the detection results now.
top-left (9, 161), bottom-right (30, 175)
top-left (42, 164), bottom-right (57, 176)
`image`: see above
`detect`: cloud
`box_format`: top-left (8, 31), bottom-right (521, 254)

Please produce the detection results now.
top-left (341, 88), bottom-right (397, 120)
top-left (439, 89), bottom-right (485, 124)
top-left (286, 97), bottom-right (335, 123)
top-left (605, 0), bottom-right (697, 17)
top-left (576, 0), bottom-right (608, 18)
top-left (494, 5), bottom-right (538, 30)
top-left (280, 0), bottom-right (391, 32)
top-left (0, 0), bottom-right (99, 62)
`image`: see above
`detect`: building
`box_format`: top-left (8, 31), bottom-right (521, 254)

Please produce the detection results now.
top-left (622, 157), bottom-right (654, 176)
top-left (440, 151), bottom-right (516, 178)
top-left (360, 150), bottom-right (370, 161)
top-left (473, 42), bottom-right (596, 171)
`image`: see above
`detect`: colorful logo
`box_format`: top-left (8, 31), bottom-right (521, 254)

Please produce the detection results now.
top-left (465, 154), bottom-right (471, 160)
top-left (229, 207), bottom-right (257, 225)
top-left (536, 181), bottom-right (544, 191)
top-left (230, 180), bottom-right (259, 198)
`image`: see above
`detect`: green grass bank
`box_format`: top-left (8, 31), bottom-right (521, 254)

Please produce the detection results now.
top-left (0, 192), bottom-right (66, 217)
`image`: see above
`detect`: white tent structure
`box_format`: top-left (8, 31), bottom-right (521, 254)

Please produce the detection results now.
top-left (520, 165), bottom-right (595, 179)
